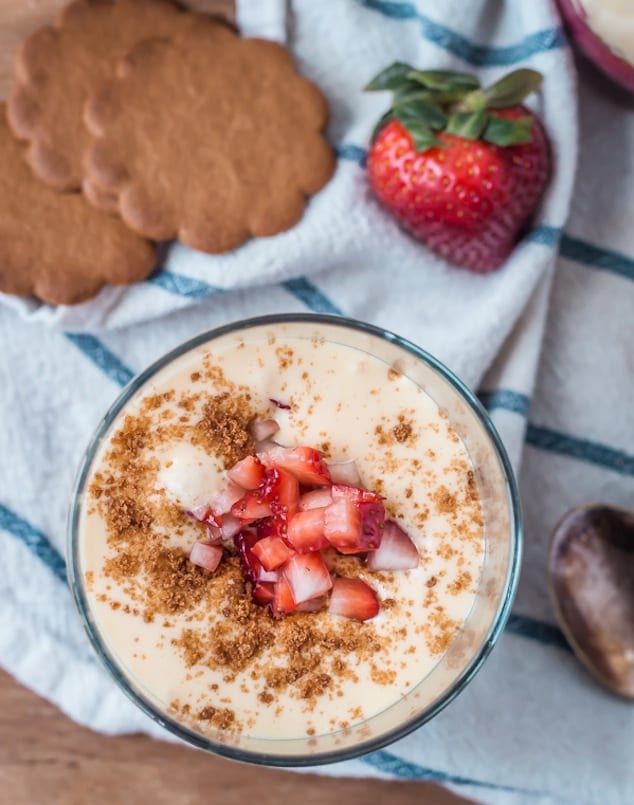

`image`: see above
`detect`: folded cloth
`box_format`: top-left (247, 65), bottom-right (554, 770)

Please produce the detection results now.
top-left (1, 1), bottom-right (633, 803)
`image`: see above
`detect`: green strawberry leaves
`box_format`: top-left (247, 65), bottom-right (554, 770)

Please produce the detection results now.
top-left (393, 97), bottom-right (447, 131)
top-left (365, 62), bottom-right (417, 91)
top-left (446, 110), bottom-right (488, 139)
top-left (406, 69), bottom-right (480, 92)
top-left (366, 63), bottom-right (543, 151)
top-left (483, 115), bottom-right (533, 146)
top-left (483, 69), bottom-right (543, 108)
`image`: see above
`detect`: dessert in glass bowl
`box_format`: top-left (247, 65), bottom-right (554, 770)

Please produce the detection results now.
top-left (558, 0), bottom-right (634, 92)
top-left (68, 314), bottom-right (520, 765)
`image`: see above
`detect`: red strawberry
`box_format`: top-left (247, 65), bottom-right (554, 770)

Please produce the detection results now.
top-left (272, 574), bottom-right (297, 617)
top-left (323, 497), bottom-right (362, 552)
top-left (231, 467), bottom-right (299, 524)
top-left (286, 508), bottom-right (329, 552)
top-left (260, 445), bottom-right (331, 486)
top-left (252, 581), bottom-right (275, 606)
top-left (233, 530), bottom-right (261, 583)
top-left (331, 484), bottom-right (383, 505)
top-left (329, 577), bottom-right (380, 621)
top-left (252, 535), bottom-right (294, 571)
top-left (227, 455), bottom-right (265, 490)
top-left (366, 519), bottom-right (419, 571)
top-left (283, 552), bottom-right (333, 604)
top-left (298, 487), bottom-right (332, 511)
top-left (365, 65), bottom-right (550, 272)
top-left (189, 542), bottom-right (223, 573)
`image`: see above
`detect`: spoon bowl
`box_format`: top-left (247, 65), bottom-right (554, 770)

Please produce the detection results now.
top-left (548, 504), bottom-right (634, 699)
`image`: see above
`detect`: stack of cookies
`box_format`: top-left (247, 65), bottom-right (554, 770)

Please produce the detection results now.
top-left (0, 0), bottom-right (334, 305)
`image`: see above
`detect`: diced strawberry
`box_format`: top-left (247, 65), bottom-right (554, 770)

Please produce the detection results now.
top-left (206, 524), bottom-right (222, 545)
top-left (252, 535), bottom-right (294, 571)
top-left (219, 513), bottom-right (242, 541)
top-left (188, 503), bottom-right (213, 522)
top-left (233, 530), bottom-right (261, 583)
top-left (329, 577), bottom-right (380, 621)
top-left (232, 467), bottom-right (299, 524)
top-left (327, 460), bottom-right (361, 486)
top-left (366, 520), bottom-right (419, 571)
top-left (283, 552), bottom-right (333, 604)
top-left (286, 508), bottom-right (329, 552)
top-left (211, 481), bottom-right (245, 515)
top-left (189, 542), bottom-right (223, 573)
top-left (295, 596), bottom-right (326, 613)
top-left (272, 574), bottom-right (297, 617)
top-left (323, 498), bottom-right (362, 552)
top-left (358, 501), bottom-right (386, 551)
top-left (270, 467), bottom-right (300, 521)
top-left (188, 503), bottom-right (224, 529)
top-left (298, 488), bottom-right (332, 511)
top-left (260, 445), bottom-right (331, 486)
top-left (227, 455), bottom-right (265, 490)
top-left (252, 581), bottom-right (275, 606)
top-left (249, 418), bottom-right (280, 442)
top-left (331, 484), bottom-right (383, 504)
top-left (257, 566), bottom-right (280, 583)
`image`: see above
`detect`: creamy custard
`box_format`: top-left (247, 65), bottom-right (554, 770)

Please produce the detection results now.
top-left (78, 330), bottom-right (484, 743)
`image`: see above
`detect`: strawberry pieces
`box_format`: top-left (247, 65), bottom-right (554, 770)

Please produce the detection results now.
top-left (329, 577), bottom-right (380, 621)
top-left (323, 497), bottom-right (362, 552)
top-left (261, 445), bottom-right (331, 486)
top-left (231, 467), bottom-right (299, 524)
top-left (283, 552), bottom-right (333, 605)
top-left (252, 581), bottom-right (275, 606)
top-left (252, 535), bottom-right (294, 571)
top-left (227, 455), bottom-right (265, 490)
top-left (366, 520), bottom-right (419, 571)
top-left (272, 574), bottom-right (296, 617)
top-left (299, 487), bottom-right (332, 511)
top-left (286, 508), bottom-right (329, 552)
top-left (331, 484), bottom-right (383, 504)
top-left (189, 433), bottom-right (420, 622)
top-left (189, 542), bottom-right (223, 573)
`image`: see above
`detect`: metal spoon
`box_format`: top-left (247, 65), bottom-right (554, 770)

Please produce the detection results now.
top-left (548, 504), bottom-right (634, 699)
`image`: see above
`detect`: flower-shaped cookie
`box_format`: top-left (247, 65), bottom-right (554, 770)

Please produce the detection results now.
top-left (0, 107), bottom-right (156, 305)
top-left (7, 0), bottom-right (188, 191)
top-left (84, 19), bottom-right (335, 253)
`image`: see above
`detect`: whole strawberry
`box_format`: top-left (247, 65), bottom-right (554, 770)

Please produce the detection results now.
top-left (365, 65), bottom-right (551, 272)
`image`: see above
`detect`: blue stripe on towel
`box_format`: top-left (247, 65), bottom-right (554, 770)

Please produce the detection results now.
top-left (281, 278), bottom-right (344, 315)
top-left (337, 144), bottom-right (366, 166)
top-left (559, 235), bottom-right (634, 282)
top-left (526, 424), bottom-right (634, 476)
top-left (64, 333), bottom-right (134, 387)
top-left (358, 0), bottom-right (565, 65)
top-left (147, 269), bottom-right (222, 298)
top-left (505, 614), bottom-right (570, 652)
top-left (479, 389), bottom-right (531, 417)
top-left (362, 749), bottom-right (545, 793)
top-left (0, 503), bottom-right (67, 583)
top-left (525, 225), bottom-right (562, 247)
top-left (336, 144), bottom-right (368, 166)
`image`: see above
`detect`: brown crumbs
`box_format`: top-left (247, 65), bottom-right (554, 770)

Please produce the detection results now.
top-left (192, 392), bottom-right (255, 469)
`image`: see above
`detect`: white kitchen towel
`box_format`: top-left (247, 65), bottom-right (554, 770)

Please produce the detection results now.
top-left (1, 1), bottom-right (633, 803)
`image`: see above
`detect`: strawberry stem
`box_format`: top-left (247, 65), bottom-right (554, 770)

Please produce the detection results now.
top-left (366, 63), bottom-right (544, 150)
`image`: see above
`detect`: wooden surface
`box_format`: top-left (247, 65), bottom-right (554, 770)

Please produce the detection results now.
top-left (0, 2), bottom-right (470, 803)
top-left (0, 670), bottom-right (470, 804)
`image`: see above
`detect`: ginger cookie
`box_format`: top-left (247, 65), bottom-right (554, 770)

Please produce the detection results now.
top-left (7, 0), bottom-right (188, 191)
top-left (0, 106), bottom-right (156, 305)
top-left (84, 19), bottom-right (335, 254)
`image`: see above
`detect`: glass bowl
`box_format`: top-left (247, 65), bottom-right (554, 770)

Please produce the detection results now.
top-left (68, 313), bottom-right (521, 766)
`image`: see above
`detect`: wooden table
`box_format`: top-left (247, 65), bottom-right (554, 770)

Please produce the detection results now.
top-left (0, 2), bottom-right (468, 802)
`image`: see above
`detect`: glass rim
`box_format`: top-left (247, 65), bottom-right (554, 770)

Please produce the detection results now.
top-left (67, 312), bottom-right (522, 767)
